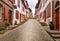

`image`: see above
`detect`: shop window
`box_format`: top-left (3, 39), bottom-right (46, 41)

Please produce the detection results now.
top-left (0, 5), bottom-right (2, 19)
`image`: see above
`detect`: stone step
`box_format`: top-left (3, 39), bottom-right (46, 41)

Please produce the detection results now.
top-left (49, 30), bottom-right (60, 34)
top-left (48, 30), bottom-right (60, 41)
top-left (52, 34), bottom-right (60, 38)
top-left (55, 39), bottom-right (60, 41)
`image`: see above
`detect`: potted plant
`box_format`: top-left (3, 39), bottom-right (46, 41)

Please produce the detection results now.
top-left (49, 21), bottom-right (54, 30)
top-left (15, 21), bottom-right (17, 25)
top-left (5, 21), bottom-right (10, 27)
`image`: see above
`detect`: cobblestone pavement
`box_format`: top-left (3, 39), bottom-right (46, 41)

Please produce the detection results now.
top-left (0, 19), bottom-right (54, 41)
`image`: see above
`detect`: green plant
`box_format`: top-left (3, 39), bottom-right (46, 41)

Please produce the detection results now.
top-left (15, 21), bottom-right (17, 25)
top-left (12, 27), bottom-right (16, 29)
top-left (0, 28), bottom-right (6, 31)
top-left (49, 21), bottom-right (54, 30)
top-left (5, 21), bottom-right (10, 26)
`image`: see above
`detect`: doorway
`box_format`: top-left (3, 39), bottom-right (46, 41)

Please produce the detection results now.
top-left (55, 10), bottom-right (59, 30)
top-left (55, 1), bottom-right (59, 30)
top-left (9, 10), bottom-right (12, 25)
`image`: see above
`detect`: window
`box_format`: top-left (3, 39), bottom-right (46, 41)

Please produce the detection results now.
top-left (16, 10), bottom-right (19, 19)
top-left (22, 7), bottom-right (24, 11)
top-left (9, 10), bottom-right (12, 19)
top-left (18, 0), bottom-right (20, 8)
top-left (0, 5), bottom-right (2, 19)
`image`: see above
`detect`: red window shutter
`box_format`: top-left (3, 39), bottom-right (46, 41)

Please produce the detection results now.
top-left (4, 7), bottom-right (9, 20)
top-left (16, 10), bottom-right (19, 19)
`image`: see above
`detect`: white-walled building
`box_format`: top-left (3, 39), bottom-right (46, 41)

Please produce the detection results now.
top-left (13, 0), bottom-right (20, 25)
top-left (35, 0), bottom-right (52, 25)
top-left (20, 0), bottom-right (29, 22)
top-left (13, 0), bottom-right (29, 25)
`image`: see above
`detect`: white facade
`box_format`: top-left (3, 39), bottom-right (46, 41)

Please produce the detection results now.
top-left (20, 0), bottom-right (27, 16)
top-left (13, 0), bottom-right (20, 25)
top-left (26, 9), bottom-right (30, 18)
top-left (12, 0), bottom-right (29, 25)
top-left (46, 1), bottom-right (53, 25)
top-left (39, 0), bottom-right (52, 24)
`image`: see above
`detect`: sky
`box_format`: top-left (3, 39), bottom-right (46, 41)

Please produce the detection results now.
top-left (27, 0), bottom-right (38, 16)
top-left (27, 0), bottom-right (52, 16)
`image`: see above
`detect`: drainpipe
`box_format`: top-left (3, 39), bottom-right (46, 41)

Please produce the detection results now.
top-left (50, 0), bottom-right (52, 22)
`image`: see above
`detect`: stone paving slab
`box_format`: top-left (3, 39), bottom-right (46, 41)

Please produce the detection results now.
top-left (0, 19), bottom-right (54, 41)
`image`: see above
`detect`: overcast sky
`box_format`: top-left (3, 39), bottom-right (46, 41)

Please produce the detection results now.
top-left (27, 0), bottom-right (38, 16)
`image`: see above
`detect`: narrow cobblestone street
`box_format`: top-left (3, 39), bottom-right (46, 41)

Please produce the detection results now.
top-left (0, 0), bottom-right (59, 41)
top-left (0, 19), bottom-right (54, 41)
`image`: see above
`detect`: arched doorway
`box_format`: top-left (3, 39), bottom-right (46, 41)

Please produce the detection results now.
top-left (9, 10), bottom-right (13, 25)
top-left (55, 1), bottom-right (60, 30)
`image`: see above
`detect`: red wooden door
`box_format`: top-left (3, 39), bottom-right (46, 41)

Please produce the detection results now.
top-left (56, 12), bottom-right (59, 30)
top-left (9, 10), bottom-right (12, 25)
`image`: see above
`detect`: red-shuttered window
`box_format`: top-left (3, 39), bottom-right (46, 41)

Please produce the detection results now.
top-left (4, 7), bottom-right (9, 20)
top-left (16, 10), bottom-right (19, 19)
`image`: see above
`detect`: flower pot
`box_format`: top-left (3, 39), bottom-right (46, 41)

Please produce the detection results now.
top-left (49, 22), bottom-right (54, 30)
